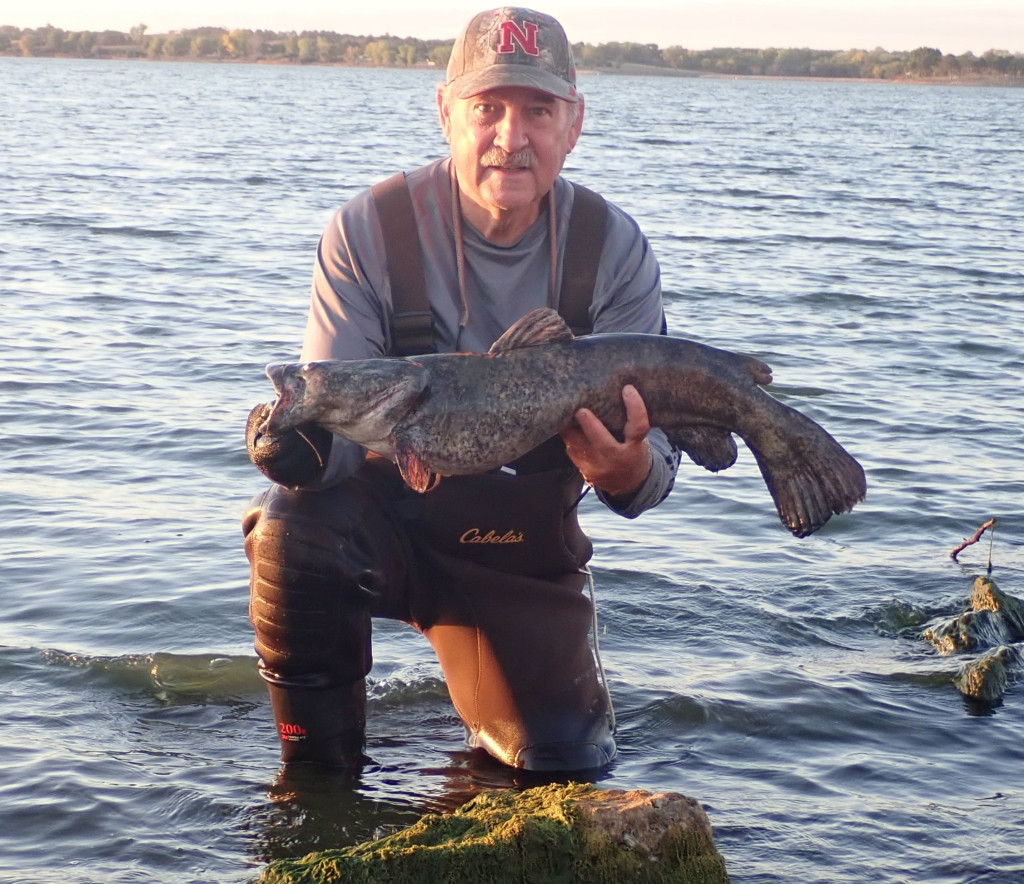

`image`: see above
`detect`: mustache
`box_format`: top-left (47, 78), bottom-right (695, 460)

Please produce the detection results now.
top-left (480, 147), bottom-right (537, 169)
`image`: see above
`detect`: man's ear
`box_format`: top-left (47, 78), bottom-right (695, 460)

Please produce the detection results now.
top-left (437, 87), bottom-right (452, 143)
top-left (567, 95), bottom-right (585, 153)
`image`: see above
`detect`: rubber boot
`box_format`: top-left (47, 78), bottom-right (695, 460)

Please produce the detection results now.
top-left (513, 707), bottom-right (617, 771)
top-left (262, 669), bottom-right (367, 768)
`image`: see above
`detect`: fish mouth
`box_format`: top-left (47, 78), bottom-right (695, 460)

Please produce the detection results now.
top-left (265, 362), bottom-right (293, 395)
top-left (261, 363), bottom-right (305, 434)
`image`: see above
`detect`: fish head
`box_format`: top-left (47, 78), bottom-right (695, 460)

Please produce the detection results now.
top-left (261, 358), bottom-right (427, 450)
top-left (261, 362), bottom-right (313, 433)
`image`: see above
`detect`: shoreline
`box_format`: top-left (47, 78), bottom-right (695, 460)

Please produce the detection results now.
top-left (3, 52), bottom-right (1022, 87)
top-left (584, 61), bottom-right (1024, 87)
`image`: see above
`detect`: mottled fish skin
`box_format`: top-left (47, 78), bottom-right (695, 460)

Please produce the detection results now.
top-left (262, 308), bottom-right (866, 537)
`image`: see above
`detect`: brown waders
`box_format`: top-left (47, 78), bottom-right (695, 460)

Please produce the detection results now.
top-left (243, 448), bottom-right (616, 771)
top-left (243, 173), bottom-right (616, 770)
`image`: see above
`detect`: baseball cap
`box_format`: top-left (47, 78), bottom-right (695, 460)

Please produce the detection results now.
top-left (445, 7), bottom-right (578, 102)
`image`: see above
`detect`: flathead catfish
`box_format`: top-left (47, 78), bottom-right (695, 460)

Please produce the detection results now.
top-left (262, 308), bottom-right (866, 537)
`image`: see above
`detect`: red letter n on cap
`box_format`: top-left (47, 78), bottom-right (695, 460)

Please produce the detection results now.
top-left (497, 20), bottom-right (540, 56)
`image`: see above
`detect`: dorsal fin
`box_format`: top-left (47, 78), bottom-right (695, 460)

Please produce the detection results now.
top-left (743, 355), bottom-right (773, 387)
top-left (489, 308), bottom-right (574, 355)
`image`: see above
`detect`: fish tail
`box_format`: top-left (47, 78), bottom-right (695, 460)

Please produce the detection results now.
top-left (752, 432), bottom-right (866, 538)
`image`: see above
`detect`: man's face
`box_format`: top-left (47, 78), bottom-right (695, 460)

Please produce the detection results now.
top-left (438, 85), bottom-right (584, 230)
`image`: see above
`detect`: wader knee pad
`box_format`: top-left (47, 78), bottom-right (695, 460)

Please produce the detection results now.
top-left (261, 669), bottom-right (367, 768)
top-left (244, 488), bottom-right (381, 683)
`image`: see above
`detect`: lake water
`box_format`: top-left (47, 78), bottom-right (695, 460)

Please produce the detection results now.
top-left (2, 57), bottom-right (1023, 883)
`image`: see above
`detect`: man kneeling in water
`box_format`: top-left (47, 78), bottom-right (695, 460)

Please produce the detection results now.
top-left (243, 6), bottom-right (679, 772)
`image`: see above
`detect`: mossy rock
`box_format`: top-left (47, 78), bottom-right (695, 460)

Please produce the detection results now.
top-left (923, 577), bottom-right (1024, 654)
top-left (970, 577), bottom-right (1024, 638)
top-left (257, 782), bottom-right (729, 883)
top-left (955, 645), bottom-right (1023, 702)
top-left (923, 578), bottom-right (1024, 703)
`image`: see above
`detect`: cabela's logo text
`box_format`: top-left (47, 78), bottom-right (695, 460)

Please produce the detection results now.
top-left (459, 528), bottom-right (525, 545)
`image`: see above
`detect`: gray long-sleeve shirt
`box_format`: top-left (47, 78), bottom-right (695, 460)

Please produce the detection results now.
top-left (300, 157), bottom-right (679, 517)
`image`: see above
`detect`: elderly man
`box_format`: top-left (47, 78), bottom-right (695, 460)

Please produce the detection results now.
top-left (244, 6), bottom-right (679, 772)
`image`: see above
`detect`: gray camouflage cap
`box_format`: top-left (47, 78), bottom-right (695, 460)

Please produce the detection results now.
top-left (446, 7), bottom-right (578, 102)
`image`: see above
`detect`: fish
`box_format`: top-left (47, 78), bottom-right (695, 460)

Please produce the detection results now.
top-left (261, 307), bottom-right (866, 537)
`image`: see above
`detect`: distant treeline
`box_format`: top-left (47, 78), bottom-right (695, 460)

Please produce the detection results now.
top-left (3, 23), bottom-right (1023, 80)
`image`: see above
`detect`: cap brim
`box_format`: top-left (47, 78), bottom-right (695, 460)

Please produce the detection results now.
top-left (450, 65), bottom-right (577, 102)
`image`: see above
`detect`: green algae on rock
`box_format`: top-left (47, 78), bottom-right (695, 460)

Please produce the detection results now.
top-left (923, 577), bottom-right (1024, 654)
top-left (923, 577), bottom-right (1024, 703)
top-left (955, 645), bottom-right (1023, 703)
top-left (257, 782), bottom-right (729, 884)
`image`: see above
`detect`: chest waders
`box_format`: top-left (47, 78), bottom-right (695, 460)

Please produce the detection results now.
top-left (244, 175), bottom-right (616, 770)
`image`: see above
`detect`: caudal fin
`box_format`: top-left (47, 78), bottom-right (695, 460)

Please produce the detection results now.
top-left (750, 419), bottom-right (866, 538)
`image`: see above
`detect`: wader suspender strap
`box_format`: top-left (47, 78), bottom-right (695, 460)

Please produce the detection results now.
top-left (372, 174), bottom-right (609, 355)
top-left (560, 186), bottom-right (666, 336)
top-left (371, 172), bottom-right (437, 356)
top-left (559, 183), bottom-right (607, 337)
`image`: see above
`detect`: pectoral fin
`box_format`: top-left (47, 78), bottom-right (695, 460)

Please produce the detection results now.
top-left (668, 426), bottom-right (739, 473)
top-left (395, 435), bottom-right (435, 493)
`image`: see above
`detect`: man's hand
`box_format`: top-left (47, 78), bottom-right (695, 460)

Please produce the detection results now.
top-left (560, 385), bottom-right (654, 501)
top-left (246, 403), bottom-right (332, 489)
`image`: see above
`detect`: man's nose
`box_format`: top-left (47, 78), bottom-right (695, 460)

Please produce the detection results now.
top-left (493, 108), bottom-right (529, 152)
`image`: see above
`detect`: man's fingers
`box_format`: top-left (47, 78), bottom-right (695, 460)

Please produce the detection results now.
top-left (621, 385), bottom-right (651, 441)
top-left (571, 407), bottom-right (605, 441)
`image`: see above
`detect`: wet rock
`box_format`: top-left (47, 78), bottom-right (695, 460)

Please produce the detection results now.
top-left (924, 608), bottom-right (1020, 654)
top-left (923, 578), bottom-right (1024, 654)
top-left (955, 646), bottom-right (1024, 703)
top-left (256, 781), bottom-right (729, 884)
top-left (970, 577), bottom-right (1024, 636)
top-left (923, 577), bottom-right (1024, 703)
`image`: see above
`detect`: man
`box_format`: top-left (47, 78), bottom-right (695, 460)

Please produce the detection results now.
top-left (243, 6), bottom-right (680, 773)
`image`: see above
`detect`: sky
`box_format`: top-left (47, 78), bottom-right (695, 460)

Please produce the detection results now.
top-left (3, 1), bottom-right (1021, 55)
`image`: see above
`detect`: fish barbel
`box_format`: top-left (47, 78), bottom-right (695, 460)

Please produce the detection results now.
top-left (262, 308), bottom-right (866, 537)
